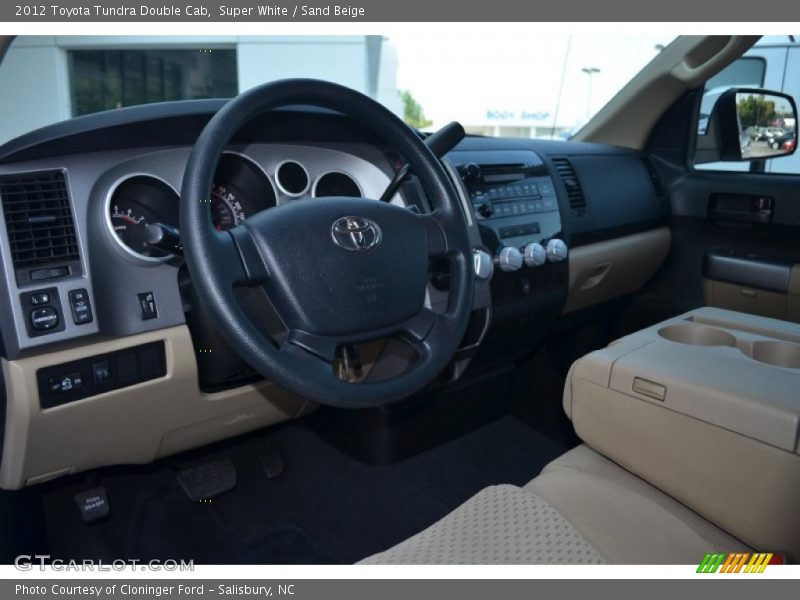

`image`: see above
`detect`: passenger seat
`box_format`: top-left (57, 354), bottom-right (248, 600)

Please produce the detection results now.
top-left (359, 445), bottom-right (748, 564)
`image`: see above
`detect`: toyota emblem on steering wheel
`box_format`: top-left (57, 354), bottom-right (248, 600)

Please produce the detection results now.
top-left (331, 216), bottom-right (382, 251)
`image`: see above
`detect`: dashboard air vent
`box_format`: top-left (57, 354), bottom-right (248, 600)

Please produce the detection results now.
top-left (642, 157), bottom-right (667, 198)
top-left (551, 157), bottom-right (586, 215)
top-left (0, 171), bottom-right (80, 270)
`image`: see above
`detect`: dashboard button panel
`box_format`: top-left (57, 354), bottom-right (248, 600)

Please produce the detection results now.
top-left (37, 341), bottom-right (167, 409)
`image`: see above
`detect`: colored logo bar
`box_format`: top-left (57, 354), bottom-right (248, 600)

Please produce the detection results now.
top-left (697, 552), bottom-right (784, 573)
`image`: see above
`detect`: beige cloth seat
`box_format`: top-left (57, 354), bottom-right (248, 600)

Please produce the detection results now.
top-left (359, 445), bottom-right (749, 564)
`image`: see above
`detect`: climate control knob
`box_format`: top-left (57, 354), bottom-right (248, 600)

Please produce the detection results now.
top-left (523, 242), bottom-right (547, 267)
top-left (546, 238), bottom-right (569, 262)
top-left (497, 246), bottom-right (523, 272)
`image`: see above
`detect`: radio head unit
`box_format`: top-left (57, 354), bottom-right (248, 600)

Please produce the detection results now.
top-left (454, 151), bottom-right (563, 249)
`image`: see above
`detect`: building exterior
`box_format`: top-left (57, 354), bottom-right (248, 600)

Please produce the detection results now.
top-left (0, 35), bottom-right (403, 145)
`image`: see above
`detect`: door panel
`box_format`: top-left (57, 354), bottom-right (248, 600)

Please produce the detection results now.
top-left (641, 44), bottom-right (800, 324)
top-left (641, 165), bottom-right (800, 320)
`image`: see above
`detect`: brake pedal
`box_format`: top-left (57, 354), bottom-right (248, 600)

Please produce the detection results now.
top-left (177, 459), bottom-right (237, 502)
top-left (256, 446), bottom-right (285, 479)
top-left (74, 487), bottom-right (110, 523)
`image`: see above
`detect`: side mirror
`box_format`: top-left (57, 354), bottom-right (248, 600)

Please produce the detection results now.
top-left (695, 88), bottom-right (797, 164)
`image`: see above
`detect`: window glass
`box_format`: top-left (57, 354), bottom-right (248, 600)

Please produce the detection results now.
top-left (68, 49), bottom-right (238, 117)
top-left (0, 35), bottom-right (678, 145)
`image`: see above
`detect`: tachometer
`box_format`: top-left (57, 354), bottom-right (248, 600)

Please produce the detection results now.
top-left (210, 183), bottom-right (247, 230)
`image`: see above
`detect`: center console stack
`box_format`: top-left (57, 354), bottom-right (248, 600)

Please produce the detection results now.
top-left (451, 149), bottom-right (568, 320)
top-left (565, 307), bottom-right (800, 560)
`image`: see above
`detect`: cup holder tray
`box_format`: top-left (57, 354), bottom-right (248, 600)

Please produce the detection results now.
top-left (657, 323), bottom-right (800, 369)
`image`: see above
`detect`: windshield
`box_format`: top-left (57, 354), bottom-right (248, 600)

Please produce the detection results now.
top-left (0, 34), bottom-right (676, 145)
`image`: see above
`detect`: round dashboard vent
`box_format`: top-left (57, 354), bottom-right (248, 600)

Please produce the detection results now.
top-left (275, 160), bottom-right (310, 197)
top-left (313, 171), bottom-right (362, 198)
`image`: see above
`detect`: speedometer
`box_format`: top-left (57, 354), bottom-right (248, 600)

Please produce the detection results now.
top-left (210, 183), bottom-right (247, 230)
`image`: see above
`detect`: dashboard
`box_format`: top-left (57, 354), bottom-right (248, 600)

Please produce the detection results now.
top-left (0, 101), bottom-right (671, 489)
top-left (0, 102), bottom-right (671, 367)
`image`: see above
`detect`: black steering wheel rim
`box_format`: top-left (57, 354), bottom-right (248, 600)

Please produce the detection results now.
top-left (181, 79), bottom-right (473, 408)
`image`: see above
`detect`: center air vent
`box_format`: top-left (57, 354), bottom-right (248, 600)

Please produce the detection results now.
top-left (0, 171), bottom-right (80, 276)
top-left (551, 157), bottom-right (587, 216)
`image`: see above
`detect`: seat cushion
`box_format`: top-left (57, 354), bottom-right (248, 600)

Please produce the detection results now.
top-left (360, 445), bottom-right (750, 565)
top-left (527, 445), bottom-right (750, 564)
top-left (359, 484), bottom-right (604, 564)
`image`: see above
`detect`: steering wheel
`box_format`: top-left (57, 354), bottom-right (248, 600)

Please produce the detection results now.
top-left (181, 79), bottom-right (474, 408)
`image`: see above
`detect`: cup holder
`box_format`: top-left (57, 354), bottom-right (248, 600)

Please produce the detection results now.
top-left (658, 324), bottom-right (737, 347)
top-left (749, 341), bottom-right (800, 369)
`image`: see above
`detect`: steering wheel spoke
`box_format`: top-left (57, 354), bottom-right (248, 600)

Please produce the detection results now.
top-left (419, 212), bottom-right (448, 259)
top-left (218, 224), bottom-right (268, 287)
top-left (399, 307), bottom-right (438, 344)
top-left (283, 329), bottom-right (340, 364)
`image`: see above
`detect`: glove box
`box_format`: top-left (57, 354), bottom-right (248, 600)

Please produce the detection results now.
top-left (564, 307), bottom-right (800, 560)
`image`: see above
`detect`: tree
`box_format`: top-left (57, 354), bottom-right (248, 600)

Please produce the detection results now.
top-left (737, 95), bottom-right (777, 129)
top-left (400, 90), bottom-right (432, 130)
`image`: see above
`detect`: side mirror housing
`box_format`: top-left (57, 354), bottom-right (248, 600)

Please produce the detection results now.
top-left (695, 88), bottom-right (797, 164)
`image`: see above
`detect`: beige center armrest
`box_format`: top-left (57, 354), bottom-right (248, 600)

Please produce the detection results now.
top-left (565, 307), bottom-right (800, 561)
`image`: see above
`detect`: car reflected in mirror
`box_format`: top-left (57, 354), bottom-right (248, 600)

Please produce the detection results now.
top-left (737, 92), bottom-right (797, 159)
top-left (695, 87), bottom-right (798, 164)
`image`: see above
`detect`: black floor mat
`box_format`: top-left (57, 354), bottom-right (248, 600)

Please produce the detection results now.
top-left (43, 415), bottom-right (566, 564)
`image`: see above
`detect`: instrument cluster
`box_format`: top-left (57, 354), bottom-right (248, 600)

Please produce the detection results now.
top-left (106, 152), bottom-right (364, 260)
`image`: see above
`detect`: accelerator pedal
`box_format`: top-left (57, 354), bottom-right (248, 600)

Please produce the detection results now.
top-left (256, 445), bottom-right (285, 479)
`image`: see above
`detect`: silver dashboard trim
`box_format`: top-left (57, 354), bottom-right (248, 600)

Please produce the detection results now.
top-left (0, 166), bottom-right (100, 355)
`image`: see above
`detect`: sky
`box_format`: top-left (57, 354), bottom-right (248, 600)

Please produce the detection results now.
top-left (386, 33), bottom-right (677, 131)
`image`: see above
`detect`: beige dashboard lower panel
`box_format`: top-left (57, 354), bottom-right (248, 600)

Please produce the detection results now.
top-left (562, 227), bottom-right (671, 314)
top-left (0, 326), bottom-right (313, 489)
